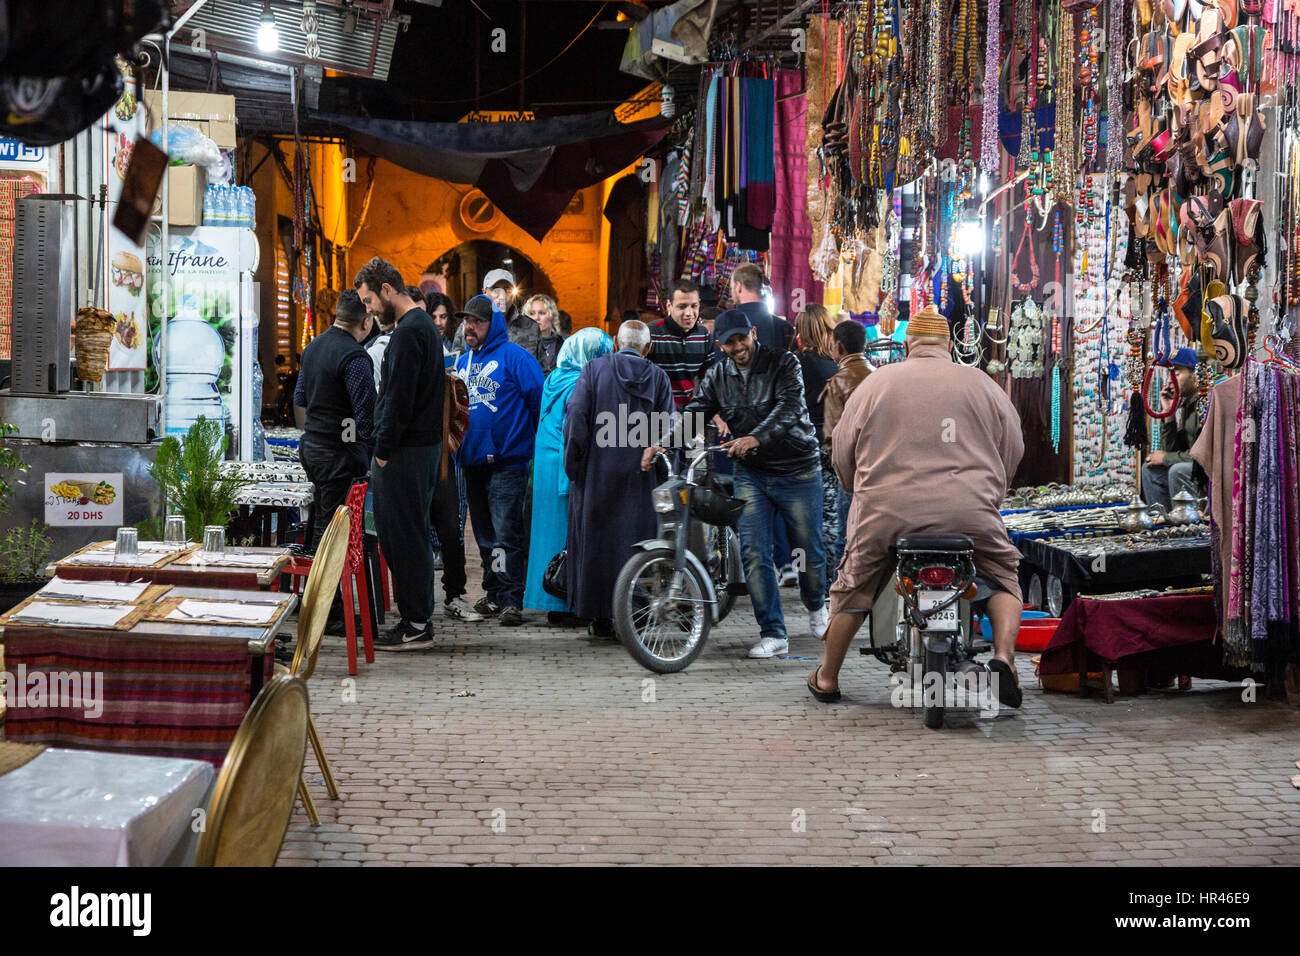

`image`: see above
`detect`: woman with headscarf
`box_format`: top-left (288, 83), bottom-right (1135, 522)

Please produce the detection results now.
top-left (523, 327), bottom-right (614, 626)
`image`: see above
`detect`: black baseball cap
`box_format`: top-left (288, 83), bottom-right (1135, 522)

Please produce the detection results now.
top-left (455, 294), bottom-right (495, 323)
top-left (713, 308), bottom-right (753, 343)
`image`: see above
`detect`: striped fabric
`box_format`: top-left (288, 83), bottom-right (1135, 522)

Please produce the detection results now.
top-left (1, 630), bottom-right (273, 766)
top-left (648, 317), bottom-right (715, 410)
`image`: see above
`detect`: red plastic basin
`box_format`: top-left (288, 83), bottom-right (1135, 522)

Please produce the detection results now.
top-left (1015, 619), bottom-right (1060, 653)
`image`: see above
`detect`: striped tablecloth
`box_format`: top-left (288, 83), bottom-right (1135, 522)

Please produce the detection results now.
top-left (1, 629), bottom-right (275, 765)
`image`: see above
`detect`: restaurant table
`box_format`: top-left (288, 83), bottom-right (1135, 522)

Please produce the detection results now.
top-left (50, 542), bottom-right (292, 590)
top-left (0, 585), bottom-right (296, 764)
top-left (1037, 594), bottom-right (1251, 701)
top-left (0, 747), bottom-right (214, 866)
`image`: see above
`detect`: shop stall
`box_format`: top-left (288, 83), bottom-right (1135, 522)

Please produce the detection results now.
top-left (630, 0), bottom-right (1299, 696)
top-left (0, 11), bottom-right (271, 562)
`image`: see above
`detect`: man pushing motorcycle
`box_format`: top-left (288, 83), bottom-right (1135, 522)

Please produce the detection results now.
top-left (809, 305), bottom-right (1026, 708)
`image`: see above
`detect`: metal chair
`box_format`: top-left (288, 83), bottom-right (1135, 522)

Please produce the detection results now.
top-left (194, 674), bottom-right (309, 867)
top-left (279, 504), bottom-right (350, 826)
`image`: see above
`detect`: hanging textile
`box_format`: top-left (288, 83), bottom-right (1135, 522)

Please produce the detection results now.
top-left (1196, 358), bottom-right (1300, 672)
top-left (770, 67), bottom-right (822, 316)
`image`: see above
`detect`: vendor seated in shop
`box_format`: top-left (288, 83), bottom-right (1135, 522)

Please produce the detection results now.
top-left (1140, 348), bottom-right (1202, 512)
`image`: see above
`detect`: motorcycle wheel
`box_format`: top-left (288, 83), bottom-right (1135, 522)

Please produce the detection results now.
top-left (614, 548), bottom-right (712, 673)
top-left (923, 646), bottom-right (948, 730)
top-left (709, 525), bottom-right (743, 622)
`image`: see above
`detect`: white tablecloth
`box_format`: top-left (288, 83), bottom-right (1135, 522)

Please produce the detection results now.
top-left (0, 748), bottom-right (214, 866)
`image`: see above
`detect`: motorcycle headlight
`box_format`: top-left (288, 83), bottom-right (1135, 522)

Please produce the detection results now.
top-left (652, 483), bottom-right (678, 514)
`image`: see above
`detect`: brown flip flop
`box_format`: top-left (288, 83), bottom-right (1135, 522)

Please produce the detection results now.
top-left (807, 666), bottom-right (842, 703)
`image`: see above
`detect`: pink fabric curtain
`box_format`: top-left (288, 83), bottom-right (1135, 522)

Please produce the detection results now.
top-left (769, 68), bottom-right (821, 317)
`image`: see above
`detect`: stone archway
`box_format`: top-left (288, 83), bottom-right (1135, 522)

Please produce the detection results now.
top-left (420, 240), bottom-right (556, 312)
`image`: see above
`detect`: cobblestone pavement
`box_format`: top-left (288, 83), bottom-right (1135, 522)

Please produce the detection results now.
top-left (280, 580), bottom-right (1300, 866)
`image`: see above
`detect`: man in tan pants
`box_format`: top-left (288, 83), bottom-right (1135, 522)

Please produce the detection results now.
top-left (808, 306), bottom-right (1026, 707)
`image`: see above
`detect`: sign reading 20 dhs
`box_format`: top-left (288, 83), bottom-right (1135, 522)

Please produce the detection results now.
top-left (45, 473), bottom-right (124, 526)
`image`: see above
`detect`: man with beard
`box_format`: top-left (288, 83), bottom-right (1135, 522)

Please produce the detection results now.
top-left (452, 294), bottom-right (544, 627)
top-left (355, 256), bottom-right (445, 650)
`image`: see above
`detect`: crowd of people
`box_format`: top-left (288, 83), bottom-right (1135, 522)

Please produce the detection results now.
top-left (294, 254), bottom-right (1025, 708)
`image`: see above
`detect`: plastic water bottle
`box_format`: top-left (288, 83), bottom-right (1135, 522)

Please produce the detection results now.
top-left (240, 187), bottom-right (253, 228)
top-left (203, 186), bottom-right (216, 226)
top-left (245, 187), bottom-right (257, 231)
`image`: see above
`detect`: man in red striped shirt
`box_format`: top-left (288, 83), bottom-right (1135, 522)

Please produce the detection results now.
top-left (647, 279), bottom-right (715, 411)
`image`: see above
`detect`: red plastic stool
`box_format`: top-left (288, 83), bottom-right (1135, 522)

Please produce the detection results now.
top-left (281, 481), bottom-right (375, 675)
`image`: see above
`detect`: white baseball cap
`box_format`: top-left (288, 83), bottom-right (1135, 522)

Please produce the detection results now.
top-left (482, 268), bottom-right (515, 291)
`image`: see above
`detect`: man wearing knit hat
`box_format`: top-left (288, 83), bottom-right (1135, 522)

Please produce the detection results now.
top-left (809, 304), bottom-right (1028, 709)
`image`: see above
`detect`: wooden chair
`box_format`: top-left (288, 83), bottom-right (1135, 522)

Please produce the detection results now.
top-left (193, 674), bottom-right (309, 867)
top-left (282, 481), bottom-right (375, 674)
top-left (279, 503), bottom-right (350, 826)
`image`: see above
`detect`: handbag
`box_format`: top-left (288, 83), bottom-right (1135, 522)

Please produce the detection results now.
top-left (542, 550), bottom-right (567, 600)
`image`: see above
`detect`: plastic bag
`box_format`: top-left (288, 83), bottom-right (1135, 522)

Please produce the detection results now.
top-left (147, 125), bottom-right (221, 170)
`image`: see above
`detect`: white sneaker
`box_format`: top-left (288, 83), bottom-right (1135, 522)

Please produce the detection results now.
top-left (444, 597), bottom-right (485, 622)
top-left (809, 606), bottom-right (830, 640)
top-left (778, 566), bottom-right (798, 587)
top-left (748, 637), bottom-right (789, 658)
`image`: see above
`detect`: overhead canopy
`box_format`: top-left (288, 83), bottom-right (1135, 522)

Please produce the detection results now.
top-left (313, 110), bottom-right (670, 241)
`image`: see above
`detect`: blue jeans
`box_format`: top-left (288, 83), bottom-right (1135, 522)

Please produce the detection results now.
top-left (733, 462), bottom-right (826, 641)
top-left (829, 480), bottom-right (852, 587)
top-left (463, 463), bottom-right (529, 609)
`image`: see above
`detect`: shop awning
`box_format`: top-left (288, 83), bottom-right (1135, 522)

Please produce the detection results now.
top-left (312, 110), bottom-right (671, 241)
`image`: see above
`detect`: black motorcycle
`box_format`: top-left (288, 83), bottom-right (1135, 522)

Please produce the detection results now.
top-left (613, 444), bottom-right (745, 673)
top-left (863, 535), bottom-right (992, 729)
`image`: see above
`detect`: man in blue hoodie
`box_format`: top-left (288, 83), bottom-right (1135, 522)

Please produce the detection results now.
top-left (453, 295), bottom-right (545, 626)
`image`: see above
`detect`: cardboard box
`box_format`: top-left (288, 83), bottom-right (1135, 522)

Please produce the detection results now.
top-left (150, 164), bottom-right (207, 226)
top-left (144, 90), bottom-right (237, 149)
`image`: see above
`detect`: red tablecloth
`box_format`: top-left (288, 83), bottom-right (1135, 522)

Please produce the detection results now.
top-left (1038, 594), bottom-right (1243, 679)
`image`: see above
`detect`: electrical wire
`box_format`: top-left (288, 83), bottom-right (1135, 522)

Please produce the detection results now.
top-left (421, 3), bottom-right (609, 106)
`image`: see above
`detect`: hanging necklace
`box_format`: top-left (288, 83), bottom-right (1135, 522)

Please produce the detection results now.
top-left (1010, 210), bottom-right (1041, 293)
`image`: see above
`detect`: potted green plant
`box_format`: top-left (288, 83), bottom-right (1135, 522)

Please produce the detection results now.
top-left (0, 420), bottom-right (26, 512)
top-left (0, 519), bottom-right (52, 613)
top-left (147, 416), bottom-right (252, 542)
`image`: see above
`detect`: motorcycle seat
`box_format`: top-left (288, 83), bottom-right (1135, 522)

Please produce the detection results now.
top-left (895, 534), bottom-right (975, 553)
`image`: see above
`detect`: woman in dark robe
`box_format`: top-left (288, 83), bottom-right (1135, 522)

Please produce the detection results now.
top-left (563, 323), bottom-right (675, 636)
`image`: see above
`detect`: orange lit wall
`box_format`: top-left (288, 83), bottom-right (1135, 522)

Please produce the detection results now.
top-left (345, 162), bottom-right (607, 328)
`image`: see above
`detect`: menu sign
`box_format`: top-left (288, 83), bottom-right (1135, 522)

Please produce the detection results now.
top-left (45, 473), bottom-right (124, 527)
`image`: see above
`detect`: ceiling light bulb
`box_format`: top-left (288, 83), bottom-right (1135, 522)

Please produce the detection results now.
top-left (956, 220), bottom-right (984, 258)
top-left (258, 3), bottom-right (280, 52)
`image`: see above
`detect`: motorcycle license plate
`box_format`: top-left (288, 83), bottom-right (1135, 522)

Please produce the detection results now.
top-left (918, 590), bottom-right (959, 631)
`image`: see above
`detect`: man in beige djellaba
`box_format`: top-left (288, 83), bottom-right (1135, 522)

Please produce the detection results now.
top-left (807, 305), bottom-right (1026, 710)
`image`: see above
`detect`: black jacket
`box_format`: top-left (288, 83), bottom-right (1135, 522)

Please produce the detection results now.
top-left (374, 307), bottom-right (444, 460)
top-left (736, 301), bottom-right (794, 352)
top-left (677, 344), bottom-right (820, 476)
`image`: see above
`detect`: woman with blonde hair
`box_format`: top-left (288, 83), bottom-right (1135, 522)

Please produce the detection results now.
top-left (511, 292), bottom-right (566, 374)
top-left (794, 302), bottom-right (842, 600)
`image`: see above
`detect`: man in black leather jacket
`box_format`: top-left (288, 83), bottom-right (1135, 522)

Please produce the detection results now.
top-left (642, 310), bottom-right (828, 659)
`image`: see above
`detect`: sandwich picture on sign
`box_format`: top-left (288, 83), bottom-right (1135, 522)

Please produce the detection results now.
top-left (111, 251), bottom-right (143, 295)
